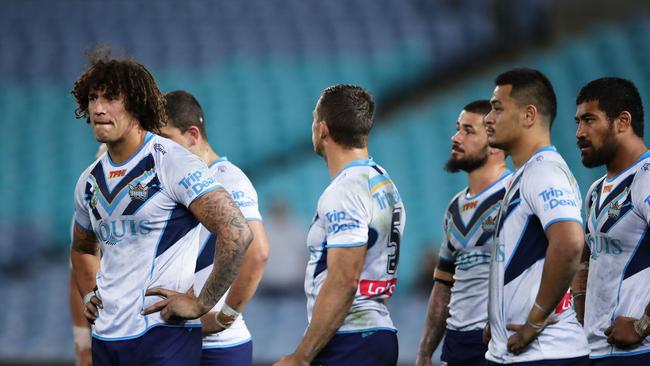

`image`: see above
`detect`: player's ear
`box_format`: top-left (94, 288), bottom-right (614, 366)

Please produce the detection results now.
top-left (185, 125), bottom-right (201, 147)
top-left (523, 105), bottom-right (537, 128)
top-left (614, 111), bottom-right (632, 134)
top-left (319, 120), bottom-right (330, 140)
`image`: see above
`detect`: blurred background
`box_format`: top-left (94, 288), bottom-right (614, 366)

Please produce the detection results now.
top-left (0, 0), bottom-right (648, 365)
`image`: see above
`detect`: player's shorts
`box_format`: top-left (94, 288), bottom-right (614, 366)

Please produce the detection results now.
top-left (589, 352), bottom-right (650, 366)
top-left (92, 326), bottom-right (202, 366)
top-left (487, 355), bottom-right (589, 366)
top-left (200, 340), bottom-right (252, 366)
top-left (441, 329), bottom-right (487, 366)
top-left (311, 329), bottom-right (398, 366)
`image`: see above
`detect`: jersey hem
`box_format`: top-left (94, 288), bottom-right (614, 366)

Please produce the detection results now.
top-left (91, 322), bottom-right (201, 341)
top-left (590, 348), bottom-right (650, 358)
top-left (335, 326), bottom-right (397, 334)
top-left (202, 337), bottom-right (252, 349)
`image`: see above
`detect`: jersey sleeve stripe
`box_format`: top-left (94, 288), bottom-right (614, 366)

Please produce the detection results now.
top-left (325, 242), bottom-right (367, 248)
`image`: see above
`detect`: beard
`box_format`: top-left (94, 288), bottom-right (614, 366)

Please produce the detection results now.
top-left (445, 146), bottom-right (489, 173)
top-left (579, 134), bottom-right (618, 168)
top-left (313, 139), bottom-right (325, 158)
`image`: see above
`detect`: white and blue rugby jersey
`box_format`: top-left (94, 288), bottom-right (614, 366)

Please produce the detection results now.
top-left (584, 151), bottom-right (650, 359)
top-left (73, 132), bottom-right (222, 340)
top-left (487, 146), bottom-right (589, 363)
top-left (305, 158), bottom-right (406, 333)
top-left (438, 171), bottom-right (511, 331)
top-left (194, 157), bottom-right (262, 349)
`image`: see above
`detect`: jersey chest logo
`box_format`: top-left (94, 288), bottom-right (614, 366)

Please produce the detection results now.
top-left (128, 183), bottom-right (149, 201)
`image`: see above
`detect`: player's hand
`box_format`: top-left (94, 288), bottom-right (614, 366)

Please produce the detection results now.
top-left (414, 353), bottom-right (433, 366)
top-left (83, 294), bottom-right (102, 324)
top-left (142, 287), bottom-right (207, 322)
top-left (483, 323), bottom-right (492, 345)
top-left (200, 311), bottom-right (226, 334)
top-left (273, 354), bottom-right (310, 366)
top-left (605, 316), bottom-right (644, 348)
top-left (75, 348), bottom-right (92, 366)
top-left (506, 316), bottom-right (558, 355)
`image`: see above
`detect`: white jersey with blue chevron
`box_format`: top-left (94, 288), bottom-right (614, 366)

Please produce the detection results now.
top-left (487, 146), bottom-right (589, 363)
top-left (305, 158), bottom-right (406, 333)
top-left (193, 157), bottom-right (262, 349)
top-left (73, 133), bottom-right (222, 340)
top-left (584, 150), bottom-right (650, 359)
top-left (438, 171), bottom-right (511, 331)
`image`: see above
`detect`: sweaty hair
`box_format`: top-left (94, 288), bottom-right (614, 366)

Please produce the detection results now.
top-left (316, 84), bottom-right (374, 148)
top-left (463, 100), bottom-right (492, 116)
top-left (164, 90), bottom-right (208, 139)
top-left (495, 68), bottom-right (557, 128)
top-left (576, 77), bottom-right (644, 138)
top-left (71, 49), bottom-right (166, 133)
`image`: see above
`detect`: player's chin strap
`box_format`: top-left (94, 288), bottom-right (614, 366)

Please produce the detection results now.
top-left (634, 313), bottom-right (650, 338)
top-left (82, 285), bottom-right (100, 305)
top-left (214, 303), bottom-right (240, 329)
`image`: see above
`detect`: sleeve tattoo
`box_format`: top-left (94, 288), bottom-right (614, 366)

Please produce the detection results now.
top-left (72, 224), bottom-right (99, 255)
top-left (190, 187), bottom-right (254, 309)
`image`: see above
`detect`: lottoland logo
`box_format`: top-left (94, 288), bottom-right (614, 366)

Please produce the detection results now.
top-left (538, 187), bottom-right (577, 211)
top-left (95, 219), bottom-right (153, 245)
top-left (587, 234), bottom-right (623, 260)
top-left (325, 210), bottom-right (361, 234)
top-left (178, 171), bottom-right (215, 199)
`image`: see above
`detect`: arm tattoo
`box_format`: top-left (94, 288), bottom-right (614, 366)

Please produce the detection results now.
top-left (72, 224), bottom-right (99, 255)
top-left (189, 188), bottom-right (253, 309)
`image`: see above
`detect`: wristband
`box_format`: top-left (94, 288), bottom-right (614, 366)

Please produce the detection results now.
top-left (533, 301), bottom-right (552, 316)
top-left (215, 303), bottom-right (240, 329)
top-left (572, 291), bottom-right (586, 299)
top-left (82, 286), bottom-right (98, 305)
top-left (72, 325), bottom-right (91, 351)
top-left (633, 313), bottom-right (650, 338)
top-left (526, 319), bottom-right (546, 331)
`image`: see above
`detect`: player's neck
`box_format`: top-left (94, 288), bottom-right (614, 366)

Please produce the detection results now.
top-left (325, 144), bottom-right (369, 178)
top-left (467, 160), bottom-right (507, 196)
top-left (106, 126), bottom-right (147, 164)
top-left (197, 142), bottom-right (220, 167)
top-left (510, 133), bottom-right (551, 170)
top-left (605, 138), bottom-right (648, 178)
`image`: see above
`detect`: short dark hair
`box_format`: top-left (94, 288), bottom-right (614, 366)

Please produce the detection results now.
top-left (164, 90), bottom-right (208, 139)
top-left (71, 49), bottom-right (166, 133)
top-left (576, 77), bottom-right (644, 138)
top-left (316, 84), bottom-right (374, 148)
top-left (495, 68), bottom-right (557, 127)
top-left (463, 100), bottom-right (492, 116)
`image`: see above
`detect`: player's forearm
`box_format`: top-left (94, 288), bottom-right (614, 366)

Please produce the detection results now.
top-left (71, 251), bottom-right (100, 296)
top-left (533, 237), bottom-right (583, 321)
top-left (294, 273), bottom-right (358, 361)
top-left (417, 281), bottom-right (451, 358)
top-left (224, 223), bottom-right (269, 311)
top-left (571, 246), bottom-right (590, 323)
top-left (69, 274), bottom-right (91, 327)
top-left (191, 189), bottom-right (254, 311)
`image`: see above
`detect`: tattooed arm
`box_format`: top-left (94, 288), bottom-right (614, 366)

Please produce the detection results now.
top-left (143, 188), bottom-right (253, 320)
top-left (191, 188), bottom-right (254, 311)
top-left (70, 224), bottom-right (101, 322)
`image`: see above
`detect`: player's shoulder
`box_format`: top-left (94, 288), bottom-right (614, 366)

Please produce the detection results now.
top-left (210, 157), bottom-right (257, 191)
top-left (630, 154), bottom-right (650, 192)
top-left (210, 158), bottom-right (249, 180)
top-left (146, 134), bottom-right (191, 161)
top-left (75, 151), bottom-right (105, 187)
top-left (446, 188), bottom-right (466, 212)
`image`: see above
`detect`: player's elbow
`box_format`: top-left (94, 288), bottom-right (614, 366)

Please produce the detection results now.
top-left (332, 270), bottom-right (361, 294)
